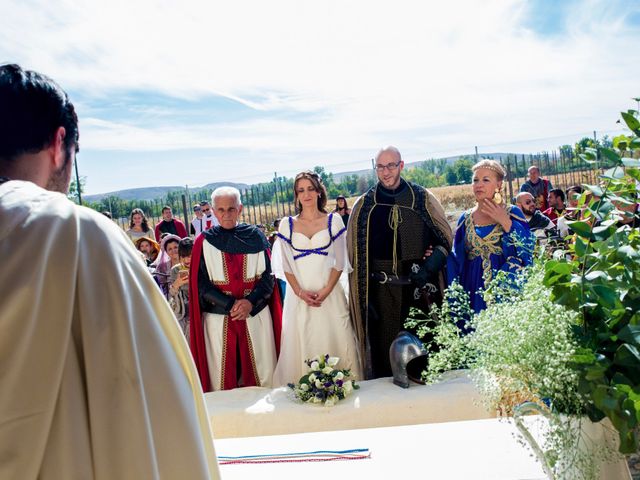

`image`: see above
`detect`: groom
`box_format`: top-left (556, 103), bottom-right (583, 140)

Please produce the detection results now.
top-left (347, 146), bottom-right (452, 379)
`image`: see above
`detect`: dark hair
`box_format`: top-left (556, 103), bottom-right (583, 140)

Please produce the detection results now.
top-left (549, 188), bottom-right (565, 203)
top-left (293, 171), bottom-right (328, 213)
top-left (566, 185), bottom-right (584, 196)
top-left (0, 64), bottom-right (79, 163)
top-left (334, 195), bottom-right (348, 212)
top-left (199, 200), bottom-right (210, 206)
top-left (129, 208), bottom-right (150, 231)
top-left (162, 205), bottom-right (172, 213)
top-left (163, 237), bottom-right (179, 252)
top-left (178, 237), bottom-right (193, 258)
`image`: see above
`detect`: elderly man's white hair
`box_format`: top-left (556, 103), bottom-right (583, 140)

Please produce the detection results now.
top-left (375, 146), bottom-right (402, 163)
top-left (211, 186), bottom-right (242, 208)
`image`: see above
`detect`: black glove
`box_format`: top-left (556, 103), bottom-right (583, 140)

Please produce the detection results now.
top-left (409, 247), bottom-right (447, 288)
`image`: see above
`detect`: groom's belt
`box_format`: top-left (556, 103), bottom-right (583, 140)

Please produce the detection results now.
top-left (370, 272), bottom-right (413, 285)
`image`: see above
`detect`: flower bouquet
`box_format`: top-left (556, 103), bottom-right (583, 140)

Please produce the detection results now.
top-left (288, 355), bottom-right (359, 406)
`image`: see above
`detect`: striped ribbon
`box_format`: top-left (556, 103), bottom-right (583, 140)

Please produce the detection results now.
top-left (218, 448), bottom-right (371, 465)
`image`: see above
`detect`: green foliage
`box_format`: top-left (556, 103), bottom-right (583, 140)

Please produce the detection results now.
top-left (542, 107), bottom-right (640, 454)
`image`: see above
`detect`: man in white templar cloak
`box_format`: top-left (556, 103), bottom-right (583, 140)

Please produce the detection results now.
top-left (189, 187), bottom-right (282, 392)
top-left (0, 64), bottom-right (220, 479)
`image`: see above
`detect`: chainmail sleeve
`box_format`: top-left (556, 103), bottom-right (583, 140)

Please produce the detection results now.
top-left (246, 250), bottom-right (275, 316)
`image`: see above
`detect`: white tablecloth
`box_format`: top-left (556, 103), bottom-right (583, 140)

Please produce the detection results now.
top-left (215, 418), bottom-right (631, 480)
top-left (206, 371), bottom-right (492, 438)
top-left (216, 418), bottom-right (548, 479)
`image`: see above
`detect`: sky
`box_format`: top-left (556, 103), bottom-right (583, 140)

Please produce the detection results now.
top-left (1, 0), bottom-right (639, 195)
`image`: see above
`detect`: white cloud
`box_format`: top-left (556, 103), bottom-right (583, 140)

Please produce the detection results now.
top-left (1, 0), bottom-right (639, 193)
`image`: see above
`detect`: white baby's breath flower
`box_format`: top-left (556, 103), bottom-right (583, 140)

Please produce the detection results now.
top-left (327, 356), bottom-right (340, 367)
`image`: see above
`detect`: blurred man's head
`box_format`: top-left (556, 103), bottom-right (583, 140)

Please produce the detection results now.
top-left (516, 192), bottom-right (537, 216)
top-left (162, 206), bottom-right (173, 221)
top-left (548, 188), bottom-right (565, 210)
top-left (527, 166), bottom-right (540, 184)
top-left (0, 64), bottom-right (79, 193)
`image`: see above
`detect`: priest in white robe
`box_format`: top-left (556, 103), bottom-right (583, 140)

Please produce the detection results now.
top-left (0, 63), bottom-right (219, 480)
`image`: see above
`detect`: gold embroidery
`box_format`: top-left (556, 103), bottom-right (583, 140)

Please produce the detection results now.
top-left (220, 316), bottom-right (229, 390)
top-left (245, 324), bottom-right (261, 387)
top-left (212, 248), bottom-right (229, 286)
top-left (464, 210), bottom-right (504, 283)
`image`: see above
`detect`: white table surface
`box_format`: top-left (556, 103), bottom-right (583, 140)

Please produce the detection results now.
top-left (206, 371), bottom-right (493, 438)
top-left (215, 418), bottom-right (549, 480)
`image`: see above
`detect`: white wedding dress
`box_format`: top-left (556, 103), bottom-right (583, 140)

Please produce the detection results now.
top-left (272, 213), bottom-right (362, 385)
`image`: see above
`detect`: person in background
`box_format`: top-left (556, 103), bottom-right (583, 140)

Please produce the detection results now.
top-left (334, 195), bottom-right (351, 225)
top-left (520, 165), bottom-right (553, 211)
top-left (169, 237), bottom-right (194, 341)
top-left (152, 234), bottom-right (181, 297)
top-left (543, 188), bottom-right (566, 226)
top-left (516, 191), bottom-right (555, 239)
top-left (200, 200), bottom-right (219, 230)
top-left (126, 207), bottom-right (156, 243)
top-left (448, 159), bottom-right (533, 314)
top-left (557, 185), bottom-right (584, 237)
top-left (154, 205), bottom-right (188, 239)
top-left (190, 203), bottom-right (205, 237)
top-left (0, 63), bottom-right (218, 479)
top-left (135, 236), bottom-right (160, 266)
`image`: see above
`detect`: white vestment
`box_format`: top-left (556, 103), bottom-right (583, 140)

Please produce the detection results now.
top-left (0, 181), bottom-right (220, 480)
top-left (201, 242), bottom-right (277, 390)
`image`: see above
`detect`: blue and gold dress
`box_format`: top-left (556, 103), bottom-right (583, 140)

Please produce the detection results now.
top-left (447, 205), bottom-right (533, 314)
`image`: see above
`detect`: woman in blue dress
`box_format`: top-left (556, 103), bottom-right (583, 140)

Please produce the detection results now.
top-left (447, 159), bottom-right (533, 314)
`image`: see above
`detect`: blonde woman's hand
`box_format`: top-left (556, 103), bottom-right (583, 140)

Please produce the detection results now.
top-left (479, 198), bottom-right (512, 231)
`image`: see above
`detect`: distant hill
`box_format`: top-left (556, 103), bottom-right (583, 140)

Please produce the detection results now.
top-left (84, 181), bottom-right (249, 202)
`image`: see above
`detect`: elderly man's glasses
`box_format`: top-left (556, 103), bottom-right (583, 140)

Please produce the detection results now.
top-left (375, 161), bottom-right (401, 172)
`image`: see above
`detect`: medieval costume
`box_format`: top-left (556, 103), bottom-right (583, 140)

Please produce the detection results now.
top-left (271, 213), bottom-right (362, 385)
top-left (189, 224), bottom-right (282, 392)
top-left (347, 179), bottom-right (452, 379)
top-left (520, 178), bottom-right (553, 211)
top-left (0, 180), bottom-right (219, 480)
top-left (447, 205), bottom-right (534, 315)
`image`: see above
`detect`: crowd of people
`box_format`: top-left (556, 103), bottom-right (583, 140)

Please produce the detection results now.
top-left (3, 63), bottom-right (639, 478)
top-left (121, 150), bottom-right (613, 392)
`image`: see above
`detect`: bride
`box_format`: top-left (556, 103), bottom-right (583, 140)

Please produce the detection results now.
top-left (272, 171), bottom-right (362, 385)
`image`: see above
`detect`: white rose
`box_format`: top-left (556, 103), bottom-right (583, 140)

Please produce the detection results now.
top-left (343, 380), bottom-right (353, 395)
top-left (322, 366), bottom-right (333, 374)
top-left (310, 361), bottom-right (320, 371)
top-left (327, 356), bottom-right (340, 367)
top-left (300, 383), bottom-right (309, 391)
top-left (315, 379), bottom-right (323, 388)
top-left (335, 371), bottom-right (344, 381)
top-left (308, 373), bottom-right (316, 382)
